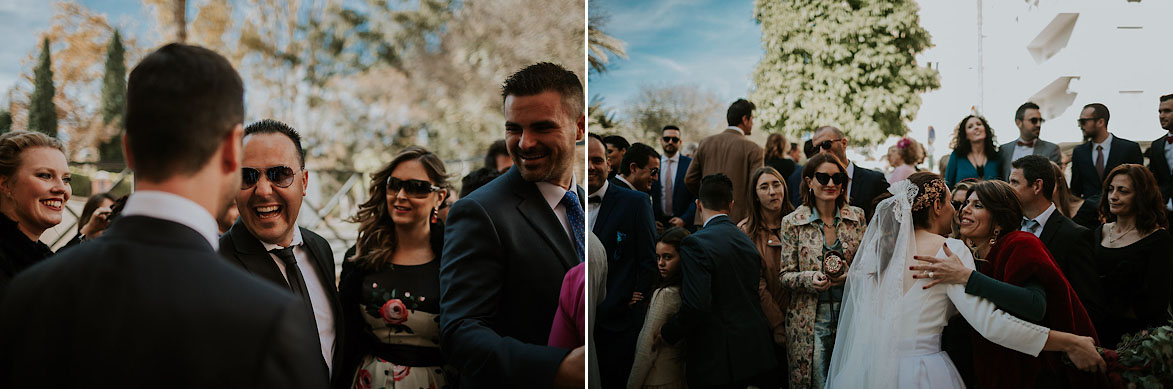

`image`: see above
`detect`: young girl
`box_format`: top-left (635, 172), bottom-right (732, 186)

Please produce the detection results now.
top-left (627, 227), bottom-right (690, 389)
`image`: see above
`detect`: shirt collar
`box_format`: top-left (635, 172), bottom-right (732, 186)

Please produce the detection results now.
top-left (726, 126), bottom-right (745, 136)
top-left (1032, 203), bottom-right (1057, 228)
top-left (260, 225), bottom-right (304, 251)
top-left (589, 179), bottom-right (609, 201)
top-left (808, 205), bottom-right (842, 225)
top-left (663, 153), bottom-right (679, 164)
top-left (846, 161), bottom-right (855, 179)
top-left (1093, 133), bottom-right (1114, 148)
top-left (615, 175), bottom-right (635, 190)
top-left (120, 190), bottom-right (221, 250)
top-left (703, 213), bottom-right (727, 227)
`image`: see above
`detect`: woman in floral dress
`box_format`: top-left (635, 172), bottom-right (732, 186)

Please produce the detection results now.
top-left (339, 146), bottom-right (453, 389)
top-left (779, 153), bottom-right (867, 388)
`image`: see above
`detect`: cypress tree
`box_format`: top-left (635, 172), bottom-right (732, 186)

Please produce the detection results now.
top-left (99, 30), bottom-right (128, 168)
top-left (27, 38), bottom-right (57, 137)
top-left (0, 111), bottom-right (11, 134)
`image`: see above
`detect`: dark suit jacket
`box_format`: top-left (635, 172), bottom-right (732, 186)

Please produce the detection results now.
top-left (439, 167), bottom-right (581, 388)
top-left (788, 165), bottom-right (804, 208)
top-left (660, 215), bottom-right (775, 387)
top-left (1144, 135), bottom-right (1173, 207)
top-left (0, 216), bottom-right (327, 388)
top-left (999, 139), bottom-right (1062, 179)
top-left (849, 164), bottom-right (890, 221)
top-left (1070, 135), bottom-right (1143, 199)
top-left (651, 155), bottom-right (697, 224)
top-left (609, 176), bottom-right (637, 192)
top-left (592, 183), bottom-right (657, 332)
top-left (1038, 211), bottom-right (1106, 326)
top-left (219, 221), bottom-right (343, 385)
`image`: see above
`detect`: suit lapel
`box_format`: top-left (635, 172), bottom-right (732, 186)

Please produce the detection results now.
top-left (593, 185), bottom-right (619, 236)
top-left (1154, 138), bottom-right (1171, 175)
top-left (226, 221), bottom-right (292, 289)
top-left (299, 228), bottom-right (337, 287)
top-left (1106, 137), bottom-right (1124, 170)
top-left (1039, 214), bottom-right (1062, 246)
top-left (510, 172), bottom-right (579, 270)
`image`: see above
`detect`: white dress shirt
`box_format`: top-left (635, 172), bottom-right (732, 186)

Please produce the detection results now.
top-left (262, 227), bottom-right (336, 373)
top-left (660, 153), bottom-right (679, 215)
top-left (535, 179), bottom-right (577, 244)
top-left (588, 180), bottom-right (608, 231)
top-left (119, 190), bottom-right (220, 250)
top-left (1093, 133), bottom-right (1115, 167)
top-left (846, 161), bottom-right (857, 200)
top-left (1011, 138), bottom-right (1036, 163)
top-left (1021, 203), bottom-right (1057, 238)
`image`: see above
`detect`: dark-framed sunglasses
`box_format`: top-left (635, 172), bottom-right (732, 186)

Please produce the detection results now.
top-left (648, 167), bottom-right (660, 176)
top-left (817, 138), bottom-right (844, 151)
top-left (1026, 117), bottom-right (1045, 125)
top-left (813, 172), bottom-right (848, 186)
top-left (241, 166), bottom-right (299, 190)
top-left (1077, 117), bottom-right (1100, 125)
top-left (386, 177), bottom-right (442, 198)
top-left (662, 136), bottom-right (681, 143)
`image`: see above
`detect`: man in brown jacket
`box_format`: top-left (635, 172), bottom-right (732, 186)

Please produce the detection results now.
top-left (684, 99), bottom-right (765, 225)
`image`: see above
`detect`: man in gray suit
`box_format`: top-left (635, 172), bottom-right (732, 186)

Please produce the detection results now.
top-left (683, 99), bottom-right (764, 224)
top-left (1000, 102), bottom-right (1062, 178)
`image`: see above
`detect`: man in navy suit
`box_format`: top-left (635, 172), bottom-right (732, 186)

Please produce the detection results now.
top-left (586, 133), bottom-right (658, 388)
top-left (652, 125), bottom-right (697, 230)
top-left (659, 173), bottom-right (775, 388)
top-left (1071, 103), bottom-right (1144, 200)
top-left (440, 62), bottom-right (585, 388)
top-left (1145, 94), bottom-right (1173, 213)
top-left (811, 125), bottom-right (889, 220)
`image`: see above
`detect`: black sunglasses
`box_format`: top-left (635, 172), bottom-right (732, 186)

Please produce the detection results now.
top-left (1077, 117), bottom-right (1100, 125)
top-left (813, 172), bottom-right (848, 186)
top-left (817, 138), bottom-right (844, 151)
top-left (387, 177), bottom-right (442, 198)
top-left (662, 136), bottom-right (680, 143)
top-left (649, 167), bottom-right (660, 176)
top-left (242, 166), bottom-right (298, 190)
top-left (1027, 117), bottom-right (1044, 125)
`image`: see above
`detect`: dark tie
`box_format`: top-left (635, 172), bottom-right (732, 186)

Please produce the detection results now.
top-left (270, 247), bottom-right (317, 325)
top-left (561, 190), bottom-right (586, 261)
top-left (1166, 134), bottom-right (1173, 144)
top-left (1017, 140), bottom-right (1035, 147)
top-left (589, 195), bottom-right (602, 204)
top-left (1095, 145), bottom-right (1106, 179)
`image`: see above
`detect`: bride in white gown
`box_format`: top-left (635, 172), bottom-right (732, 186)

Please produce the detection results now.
top-left (825, 173), bottom-right (1103, 388)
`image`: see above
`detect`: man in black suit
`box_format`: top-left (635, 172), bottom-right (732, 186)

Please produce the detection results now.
top-left (1145, 93), bottom-right (1173, 214)
top-left (659, 173), bottom-right (775, 388)
top-left (586, 133), bottom-right (658, 388)
top-left (440, 62), bottom-right (585, 388)
top-left (652, 125), bottom-right (697, 230)
top-left (1008, 155), bottom-right (1106, 325)
top-left (611, 142), bottom-right (660, 194)
top-left (811, 125), bottom-right (889, 220)
top-left (0, 44), bottom-right (326, 388)
top-left (1070, 103), bottom-right (1144, 200)
top-left (218, 119), bottom-right (343, 385)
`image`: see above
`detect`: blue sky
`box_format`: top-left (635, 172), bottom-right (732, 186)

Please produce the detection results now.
top-left (0, 0), bottom-right (156, 101)
top-left (589, 0), bottom-right (763, 114)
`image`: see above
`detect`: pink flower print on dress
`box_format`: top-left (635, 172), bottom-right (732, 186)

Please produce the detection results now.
top-left (380, 299), bottom-right (409, 324)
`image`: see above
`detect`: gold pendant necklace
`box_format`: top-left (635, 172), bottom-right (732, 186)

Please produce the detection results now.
top-left (1108, 224), bottom-right (1135, 245)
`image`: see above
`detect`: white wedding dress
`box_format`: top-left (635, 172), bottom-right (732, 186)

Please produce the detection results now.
top-left (825, 181), bottom-right (1051, 388)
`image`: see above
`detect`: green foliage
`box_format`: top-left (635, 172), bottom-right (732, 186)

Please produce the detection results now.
top-left (99, 30), bottom-right (127, 169)
top-left (28, 38), bottom-right (58, 137)
top-left (1115, 323), bottom-right (1173, 387)
top-left (0, 111), bottom-right (11, 134)
top-left (750, 0), bottom-right (940, 145)
top-left (621, 83), bottom-right (723, 146)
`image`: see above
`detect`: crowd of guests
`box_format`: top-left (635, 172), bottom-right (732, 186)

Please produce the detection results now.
top-left (0, 44), bottom-right (589, 388)
top-left (594, 96), bottom-right (1173, 388)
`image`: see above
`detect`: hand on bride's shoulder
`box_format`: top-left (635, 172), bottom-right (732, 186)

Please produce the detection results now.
top-left (911, 241), bottom-right (974, 289)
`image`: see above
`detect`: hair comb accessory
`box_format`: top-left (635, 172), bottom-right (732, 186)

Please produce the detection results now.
top-left (911, 179), bottom-right (947, 211)
top-left (896, 138), bottom-right (912, 149)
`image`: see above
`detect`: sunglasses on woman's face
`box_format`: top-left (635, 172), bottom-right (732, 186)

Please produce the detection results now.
top-left (813, 172), bottom-right (848, 186)
top-left (241, 166), bottom-right (298, 190)
top-left (386, 177), bottom-right (442, 198)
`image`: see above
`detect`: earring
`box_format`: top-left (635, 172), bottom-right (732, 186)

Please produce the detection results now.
top-left (431, 207), bottom-right (439, 224)
top-left (989, 228), bottom-right (1000, 247)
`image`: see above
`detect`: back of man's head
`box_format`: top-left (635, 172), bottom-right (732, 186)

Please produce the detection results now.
top-left (603, 135), bottom-right (629, 151)
top-left (620, 143), bottom-right (660, 176)
top-left (500, 62), bottom-right (584, 118)
top-left (125, 43), bottom-right (244, 182)
top-left (698, 173), bottom-right (734, 212)
top-left (726, 99), bottom-right (755, 126)
top-left (1011, 154), bottom-right (1056, 201)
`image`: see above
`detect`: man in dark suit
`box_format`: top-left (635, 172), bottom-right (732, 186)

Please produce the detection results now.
top-left (586, 133), bottom-right (657, 388)
top-left (659, 173), bottom-right (776, 388)
top-left (440, 62), bottom-right (585, 388)
top-left (1008, 155), bottom-right (1106, 325)
top-left (611, 142), bottom-right (659, 194)
top-left (811, 125), bottom-right (889, 220)
top-left (1070, 103), bottom-right (1144, 200)
top-left (1145, 93), bottom-right (1173, 214)
top-left (652, 125), bottom-right (697, 230)
top-left (999, 102), bottom-right (1063, 179)
top-left (218, 119), bottom-right (343, 385)
top-left (0, 44), bottom-right (326, 388)
top-left (684, 99), bottom-right (765, 224)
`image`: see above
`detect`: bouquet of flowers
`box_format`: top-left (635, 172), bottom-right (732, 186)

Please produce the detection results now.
top-left (1100, 322), bottom-right (1173, 388)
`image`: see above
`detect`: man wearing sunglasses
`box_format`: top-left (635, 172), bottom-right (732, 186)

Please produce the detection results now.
top-left (998, 102), bottom-right (1062, 179)
top-left (218, 119), bottom-right (343, 386)
top-left (1070, 103), bottom-right (1143, 199)
top-left (0, 44), bottom-right (325, 387)
top-left (652, 125), bottom-right (697, 230)
top-left (440, 62), bottom-right (586, 388)
top-left (683, 99), bottom-right (765, 224)
top-left (612, 142), bottom-right (660, 194)
top-left (810, 125), bottom-right (889, 221)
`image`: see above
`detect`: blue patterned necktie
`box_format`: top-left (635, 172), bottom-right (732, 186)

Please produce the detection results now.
top-left (561, 189), bottom-right (586, 262)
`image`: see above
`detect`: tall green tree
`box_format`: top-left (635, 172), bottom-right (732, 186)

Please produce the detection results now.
top-left (28, 38), bottom-right (58, 137)
top-left (99, 30), bottom-right (127, 168)
top-left (750, 0), bottom-right (939, 144)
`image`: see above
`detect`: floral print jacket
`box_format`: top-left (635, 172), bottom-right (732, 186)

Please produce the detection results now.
top-left (778, 205), bottom-right (866, 389)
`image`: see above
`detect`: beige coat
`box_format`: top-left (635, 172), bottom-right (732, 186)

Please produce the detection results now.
top-left (683, 128), bottom-right (765, 224)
